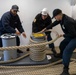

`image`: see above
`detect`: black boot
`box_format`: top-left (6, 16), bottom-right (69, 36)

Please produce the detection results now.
top-left (60, 67), bottom-right (70, 75)
top-left (27, 48), bottom-right (30, 51)
top-left (54, 53), bottom-right (62, 58)
top-left (51, 48), bottom-right (57, 56)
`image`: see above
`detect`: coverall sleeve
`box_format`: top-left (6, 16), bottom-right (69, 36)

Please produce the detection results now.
top-left (16, 16), bottom-right (24, 33)
top-left (63, 21), bottom-right (76, 37)
top-left (32, 14), bottom-right (40, 33)
top-left (2, 15), bottom-right (16, 33)
top-left (46, 20), bottom-right (60, 29)
top-left (46, 17), bottom-right (52, 30)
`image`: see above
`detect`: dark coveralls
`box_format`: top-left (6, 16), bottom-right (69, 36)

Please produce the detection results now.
top-left (32, 13), bottom-right (55, 49)
top-left (0, 11), bottom-right (24, 47)
top-left (47, 14), bottom-right (76, 68)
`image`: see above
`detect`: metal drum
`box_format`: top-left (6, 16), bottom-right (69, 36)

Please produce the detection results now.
top-left (30, 33), bottom-right (46, 61)
top-left (1, 34), bottom-right (17, 61)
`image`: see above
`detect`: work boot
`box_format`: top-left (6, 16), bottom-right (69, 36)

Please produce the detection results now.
top-left (17, 49), bottom-right (23, 53)
top-left (51, 48), bottom-right (57, 56)
top-left (27, 48), bottom-right (30, 51)
top-left (60, 68), bottom-right (70, 75)
top-left (54, 53), bottom-right (62, 58)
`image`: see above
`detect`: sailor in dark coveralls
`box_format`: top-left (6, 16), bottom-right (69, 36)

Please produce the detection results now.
top-left (32, 8), bottom-right (57, 56)
top-left (0, 5), bottom-right (26, 53)
top-left (42, 9), bottom-right (76, 75)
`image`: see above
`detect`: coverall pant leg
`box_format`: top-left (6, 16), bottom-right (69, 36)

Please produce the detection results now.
top-left (0, 33), bottom-right (2, 47)
top-left (16, 36), bottom-right (20, 46)
top-left (59, 37), bottom-right (72, 57)
top-left (62, 38), bottom-right (76, 67)
top-left (0, 38), bottom-right (2, 47)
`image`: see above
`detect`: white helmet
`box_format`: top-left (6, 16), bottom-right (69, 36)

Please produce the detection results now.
top-left (41, 8), bottom-right (48, 15)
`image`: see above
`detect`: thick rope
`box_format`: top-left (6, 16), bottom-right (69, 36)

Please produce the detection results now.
top-left (0, 30), bottom-right (76, 75)
top-left (0, 36), bottom-right (59, 50)
top-left (0, 29), bottom-right (60, 64)
top-left (0, 58), bottom-right (76, 68)
top-left (0, 29), bottom-right (60, 51)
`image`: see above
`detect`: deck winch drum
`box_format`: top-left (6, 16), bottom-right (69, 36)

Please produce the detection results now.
top-left (1, 34), bottom-right (17, 61)
top-left (30, 33), bottom-right (47, 61)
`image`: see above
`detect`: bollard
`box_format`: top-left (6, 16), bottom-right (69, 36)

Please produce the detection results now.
top-left (1, 34), bottom-right (17, 61)
top-left (30, 33), bottom-right (46, 61)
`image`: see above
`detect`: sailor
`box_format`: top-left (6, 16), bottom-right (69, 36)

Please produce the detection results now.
top-left (42, 9), bottom-right (76, 75)
top-left (32, 8), bottom-right (57, 56)
top-left (0, 5), bottom-right (26, 53)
